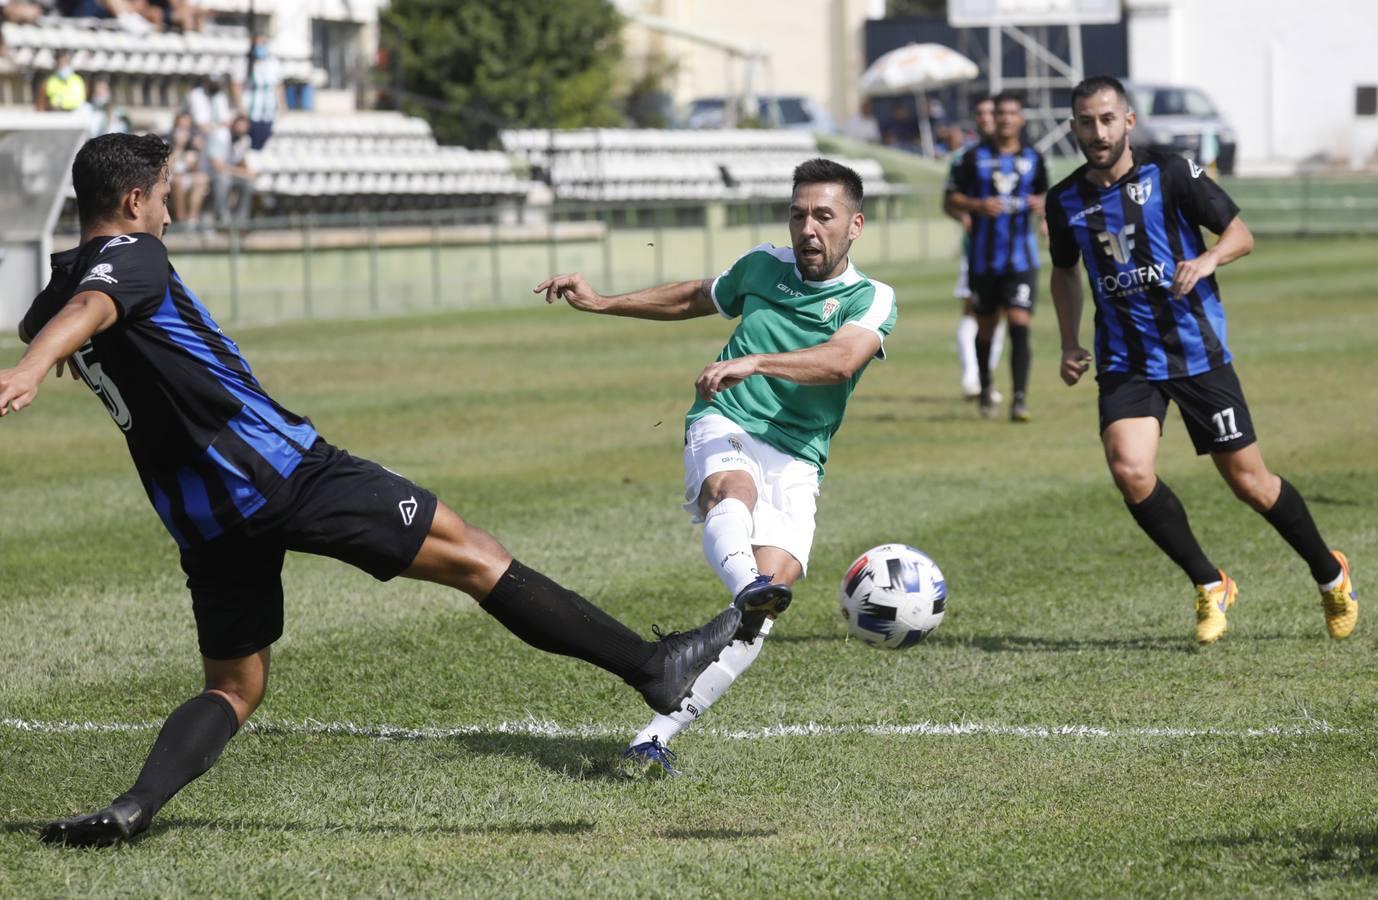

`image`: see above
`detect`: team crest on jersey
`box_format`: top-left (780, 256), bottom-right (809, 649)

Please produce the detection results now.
top-left (1014, 156), bottom-right (1033, 175)
top-left (1126, 179), bottom-right (1153, 206)
top-left (992, 171), bottom-right (1019, 195)
top-left (821, 298), bottom-right (840, 320)
top-left (728, 437), bottom-right (743, 453)
top-left (81, 263), bottom-right (118, 285)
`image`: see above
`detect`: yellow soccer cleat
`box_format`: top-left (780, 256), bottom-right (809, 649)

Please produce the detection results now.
top-left (1194, 571), bottom-right (1237, 645)
top-left (1320, 550), bottom-right (1358, 640)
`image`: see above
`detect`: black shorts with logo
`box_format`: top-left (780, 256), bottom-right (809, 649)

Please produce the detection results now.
top-left (970, 270), bottom-right (1038, 316)
top-left (180, 439), bottom-right (439, 660)
top-left (1097, 363), bottom-right (1257, 456)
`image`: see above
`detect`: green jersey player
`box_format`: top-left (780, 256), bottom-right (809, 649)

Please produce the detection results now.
top-left (536, 159), bottom-right (897, 773)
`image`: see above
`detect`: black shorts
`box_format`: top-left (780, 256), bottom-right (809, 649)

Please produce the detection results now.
top-left (970, 270), bottom-right (1038, 316)
top-left (180, 439), bottom-right (439, 660)
top-left (1097, 363), bottom-right (1257, 456)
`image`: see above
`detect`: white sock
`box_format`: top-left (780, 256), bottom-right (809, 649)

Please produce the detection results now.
top-left (630, 617), bottom-right (773, 747)
top-left (956, 314), bottom-right (979, 394)
top-left (1320, 571), bottom-right (1345, 591)
top-left (1201, 579), bottom-right (1222, 592)
top-left (702, 498), bottom-right (758, 597)
top-left (989, 317), bottom-right (1007, 368)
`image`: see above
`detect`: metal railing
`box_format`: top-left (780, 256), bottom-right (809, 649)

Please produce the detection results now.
top-left (84, 174), bottom-right (1375, 327)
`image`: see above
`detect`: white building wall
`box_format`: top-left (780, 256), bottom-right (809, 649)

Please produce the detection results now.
top-left (1126, 0), bottom-right (1378, 171)
top-left (621, 0), bottom-right (870, 126)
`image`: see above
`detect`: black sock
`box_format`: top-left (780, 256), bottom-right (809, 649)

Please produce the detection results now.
top-left (480, 559), bottom-right (656, 683)
top-left (1126, 479), bottom-right (1219, 585)
top-left (974, 336), bottom-right (992, 393)
top-left (116, 691), bottom-right (239, 820)
top-left (1009, 323), bottom-right (1030, 398)
top-left (1260, 477), bottom-right (1342, 583)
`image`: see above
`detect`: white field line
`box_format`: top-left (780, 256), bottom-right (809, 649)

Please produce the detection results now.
top-left (0, 717), bottom-right (1355, 741)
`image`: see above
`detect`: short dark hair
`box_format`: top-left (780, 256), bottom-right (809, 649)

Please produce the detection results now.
top-left (72, 132), bottom-right (171, 226)
top-left (1071, 75), bottom-right (1129, 111)
top-left (993, 91), bottom-right (1024, 109)
top-left (792, 158), bottom-right (863, 211)
top-left (972, 95), bottom-right (995, 111)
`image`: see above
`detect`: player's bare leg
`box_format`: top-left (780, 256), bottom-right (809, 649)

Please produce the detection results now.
top-left (40, 650), bottom-right (267, 847)
top-left (1103, 418), bottom-right (1232, 641)
top-left (1103, 416), bottom-right (1160, 504)
top-left (1212, 444), bottom-right (1354, 637)
top-left (407, 501), bottom-right (741, 714)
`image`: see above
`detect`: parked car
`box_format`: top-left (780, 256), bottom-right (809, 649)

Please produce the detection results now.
top-left (1123, 81), bottom-right (1236, 174)
top-left (682, 95), bottom-right (836, 133)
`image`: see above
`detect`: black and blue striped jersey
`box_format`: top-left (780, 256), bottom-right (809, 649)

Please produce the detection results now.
top-left (951, 140), bottom-right (1049, 275)
top-left (1046, 149), bottom-right (1241, 380)
top-left (23, 233), bottom-right (318, 547)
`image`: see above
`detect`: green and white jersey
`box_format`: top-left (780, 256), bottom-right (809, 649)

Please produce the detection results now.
top-left (685, 243), bottom-right (897, 475)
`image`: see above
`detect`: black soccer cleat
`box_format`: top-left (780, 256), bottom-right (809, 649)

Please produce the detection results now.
top-left (39, 797), bottom-right (149, 848)
top-left (635, 605), bottom-right (742, 715)
top-left (733, 575), bottom-right (793, 643)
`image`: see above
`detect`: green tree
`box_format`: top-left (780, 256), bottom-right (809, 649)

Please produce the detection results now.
top-left (380, 0), bottom-right (624, 147)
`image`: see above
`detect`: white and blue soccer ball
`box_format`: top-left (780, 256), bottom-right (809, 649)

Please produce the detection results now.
top-left (839, 543), bottom-right (948, 649)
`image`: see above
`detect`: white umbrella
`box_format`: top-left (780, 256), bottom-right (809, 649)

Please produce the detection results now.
top-left (859, 43), bottom-right (979, 157)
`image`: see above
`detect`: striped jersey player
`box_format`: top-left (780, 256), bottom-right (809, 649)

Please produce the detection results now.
top-left (1047, 75), bottom-right (1356, 646)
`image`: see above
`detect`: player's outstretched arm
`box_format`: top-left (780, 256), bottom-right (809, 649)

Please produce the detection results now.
top-left (1051, 266), bottom-right (1092, 386)
top-left (0, 291), bottom-right (117, 416)
top-left (534, 272), bottom-right (717, 320)
top-left (695, 325), bottom-right (881, 401)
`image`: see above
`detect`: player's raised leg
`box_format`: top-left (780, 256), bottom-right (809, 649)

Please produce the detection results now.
top-left (40, 650), bottom-right (267, 847)
top-left (1211, 445), bottom-right (1356, 638)
top-left (406, 502), bottom-right (741, 713)
top-left (626, 547), bottom-right (802, 774)
top-left (1104, 417), bottom-right (1232, 643)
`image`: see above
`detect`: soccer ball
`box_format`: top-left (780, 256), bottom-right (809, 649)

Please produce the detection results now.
top-left (838, 543), bottom-right (948, 649)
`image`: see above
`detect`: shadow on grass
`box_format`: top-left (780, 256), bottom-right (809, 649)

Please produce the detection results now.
top-left (767, 633), bottom-right (843, 645)
top-left (1205, 824), bottom-right (1378, 881)
top-left (956, 633), bottom-right (1254, 654)
top-left (1308, 494), bottom-right (1365, 507)
top-left (3, 817), bottom-right (596, 841)
top-left (439, 731), bottom-right (632, 782)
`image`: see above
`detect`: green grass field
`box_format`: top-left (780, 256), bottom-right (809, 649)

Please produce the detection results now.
top-left (2, 236), bottom-right (1376, 897)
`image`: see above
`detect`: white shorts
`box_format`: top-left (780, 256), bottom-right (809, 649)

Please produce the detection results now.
top-left (682, 413), bottom-right (821, 574)
top-left (953, 254), bottom-right (971, 300)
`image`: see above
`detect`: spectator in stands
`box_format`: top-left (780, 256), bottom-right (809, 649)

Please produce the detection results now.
top-left (37, 49), bottom-right (86, 112)
top-left (232, 33), bottom-right (285, 151)
top-left (150, 0), bottom-right (206, 32)
top-left (882, 101), bottom-right (918, 151)
top-left (84, 78), bottom-right (131, 137)
top-left (208, 113), bottom-right (254, 228)
top-left (57, 0), bottom-right (157, 34)
top-left (842, 99), bottom-right (881, 144)
top-left (167, 110), bottom-right (209, 228)
top-left (188, 72), bottom-right (232, 144)
top-left (2, 0), bottom-right (47, 25)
